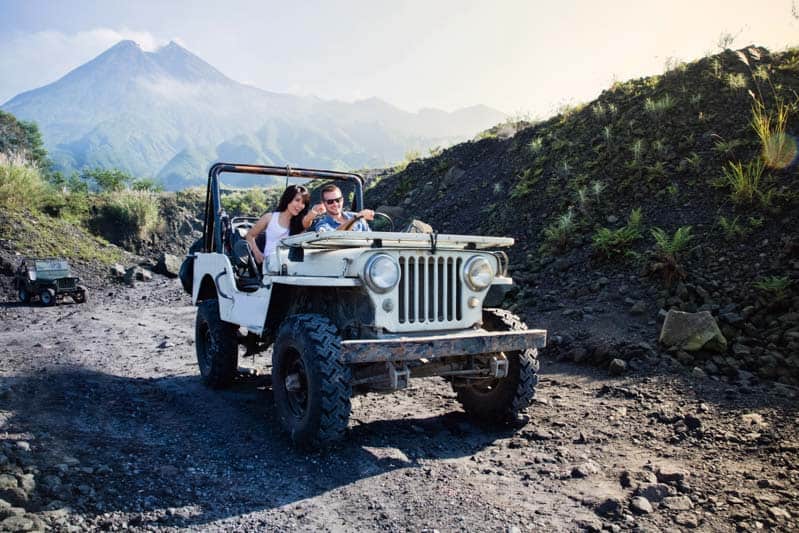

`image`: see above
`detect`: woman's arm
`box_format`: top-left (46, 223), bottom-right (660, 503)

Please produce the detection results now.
top-left (245, 213), bottom-right (271, 264)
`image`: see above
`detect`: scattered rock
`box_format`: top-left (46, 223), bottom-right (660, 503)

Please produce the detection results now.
top-left (629, 301), bottom-right (648, 316)
top-left (571, 461), bottom-right (600, 478)
top-left (659, 310), bottom-right (728, 352)
top-left (656, 465), bottom-right (688, 484)
top-left (595, 497), bottom-right (624, 518)
top-left (575, 517), bottom-right (603, 532)
top-left (662, 495), bottom-right (693, 511)
top-left (630, 496), bottom-right (653, 515)
top-left (609, 358), bottom-right (627, 376)
top-left (124, 266), bottom-right (152, 285)
top-left (674, 512), bottom-right (699, 528)
top-left (768, 506), bottom-right (791, 520)
top-left (110, 263), bottom-right (125, 278)
top-left (635, 483), bottom-right (673, 503)
top-left (0, 515), bottom-right (34, 532)
top-left (154, 253), bottom-right (182, 278)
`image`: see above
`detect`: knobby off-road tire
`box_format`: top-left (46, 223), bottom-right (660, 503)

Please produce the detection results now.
top-left (73, 287), bottom-right (87, 304)
top-left (273, 314), bottom-right (352, 448)
top-left (18, 287), bottom-right (30, 304)
top-left (454, 309), bottom-right (539, 424)
top-left (40, 288), bottom-right (56, 306)
top-left (195, 299), bottom-right (238, 389)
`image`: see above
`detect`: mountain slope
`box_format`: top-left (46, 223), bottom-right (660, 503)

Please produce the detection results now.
top-left (366, 46), bottom-right (799, 383)
top-left (2, 40), bottom-right (505, 188)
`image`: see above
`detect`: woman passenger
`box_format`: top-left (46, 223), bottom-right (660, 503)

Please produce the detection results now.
top-left (246, 185), bottom-right (319, 266)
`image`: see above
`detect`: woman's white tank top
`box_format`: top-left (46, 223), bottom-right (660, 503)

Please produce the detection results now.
top-left (263, 212), bottom-right (289, 258)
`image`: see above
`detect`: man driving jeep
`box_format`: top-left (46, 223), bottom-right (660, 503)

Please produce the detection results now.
top-left (306, 184), bottom-right (374, 232)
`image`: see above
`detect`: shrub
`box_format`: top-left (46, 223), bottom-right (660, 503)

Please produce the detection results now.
top-left (726, 72), bottom-right (747, 90)
top-left (644, 94), bottom-right (674, 115)
top-left (131, 178), bottom-right (165, 192)
top-left (712, 137), bottom-right (745, 156)
top-left (510, 168), bottom-right (540, 199)
top-left (0, 153), bottom-right (48, 210)
top-left (602, 126), bottom-right (612, 144)
top-left (753, 275), bottom-right (791, 300)
top-left (223, 188), bottom-right (274, 216)
top-left (528, 137), bottom-right (543, 154)
top-left (542, 209), bottom-right (576, 252)
top-left (102, 191), bottom-right (162, 240)
top-left (718, 215), bottom-right (748, 241)
top-left (592, 208), bottom-right (643, 259)
top-left (750, 95), bottom-right (796, 168)
top-left (721, 159), bottom-right (770, 205)
top-left (591, 180), bottom-right (606, 203)
top-left (630, 139), bottom-right (645, 163)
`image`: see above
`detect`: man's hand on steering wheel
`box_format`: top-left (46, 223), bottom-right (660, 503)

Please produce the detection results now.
top-left (357, 209), bottom-right (375, 221)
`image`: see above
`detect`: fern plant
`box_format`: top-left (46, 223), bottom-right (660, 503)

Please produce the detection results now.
top-left (717, 216), bottom-right (748, 241)
top-left (591, 208), bottom-right (644, 260)
top-left (650, 226), bottom-right (693, 285)
top-left (753, 275), bottom-right (791, 300)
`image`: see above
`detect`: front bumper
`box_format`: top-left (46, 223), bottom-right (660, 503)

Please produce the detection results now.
top-left (340, 328), bottom-right (546, 364)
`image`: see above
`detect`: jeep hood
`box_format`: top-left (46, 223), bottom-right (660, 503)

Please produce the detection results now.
top-left (281, 231), bottom-right (513, 250)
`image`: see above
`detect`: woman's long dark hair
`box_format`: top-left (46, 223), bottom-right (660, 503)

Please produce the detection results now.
top-left (276, 184), bottom-right (310, 235)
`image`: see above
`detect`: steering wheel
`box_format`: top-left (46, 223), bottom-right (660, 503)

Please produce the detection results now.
top-left (373, 212), bottom-right (394, 232)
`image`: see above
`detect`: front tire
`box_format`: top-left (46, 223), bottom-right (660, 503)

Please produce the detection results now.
top-left (195, 299), bottom-right (238, 388)
top-left (40, 288), bottom-right (56, 306)
top-left (454, 309), bottom-right (539, 424)
top-left (272, 314), bottom-right (352, 447)
top-left (73, 287), bottom-right (87, 304)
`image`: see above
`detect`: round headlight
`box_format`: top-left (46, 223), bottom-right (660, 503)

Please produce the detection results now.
top-left (364, 254), bottom-right (400, 293)
top-left (464, 256), bottom-right (493, 291)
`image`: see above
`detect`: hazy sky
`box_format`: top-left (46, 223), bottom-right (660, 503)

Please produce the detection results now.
top-left (1, 0), bottom-right (797, 115)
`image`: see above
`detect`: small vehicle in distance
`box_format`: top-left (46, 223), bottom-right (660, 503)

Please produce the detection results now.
top-left (14, 258), bottom-right (87, 305)
top-left (186, 163), bottom-right (546, 448)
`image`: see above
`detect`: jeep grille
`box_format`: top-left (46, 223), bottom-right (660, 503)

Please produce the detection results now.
top-left (398, 256), bottom-right (462, 323)
top-left (56, 278), bottom-right (76, 290)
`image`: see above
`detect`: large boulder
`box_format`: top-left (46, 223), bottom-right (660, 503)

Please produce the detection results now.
top-left (659, 310), bottom-right (728, 352)
top-left (154, 253), bottom-right (182, 278)
top-left (124, 266), bottom-right (152, 285)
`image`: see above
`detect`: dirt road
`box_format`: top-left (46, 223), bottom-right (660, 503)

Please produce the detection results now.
top-left (0, 279), bottom-right (797, 532)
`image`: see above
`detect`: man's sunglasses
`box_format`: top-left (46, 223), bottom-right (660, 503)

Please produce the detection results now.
top-left (324, 197), bottom-right (343, 205)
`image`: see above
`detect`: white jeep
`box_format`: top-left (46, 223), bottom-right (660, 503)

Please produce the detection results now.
top-left (185, 163), bottom-right (546, 447)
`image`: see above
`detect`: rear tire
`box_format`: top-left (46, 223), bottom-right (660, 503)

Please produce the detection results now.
top-left (18, 287), bottom-right (30, 304)
top-left (195, 299), bottom-right (238, 388)
top-left (272, 314), bottom-right (351, 447)
top-left (40, 288), bottom-right (56, 306)
top-left (454, 309), bottom-right (539, 424)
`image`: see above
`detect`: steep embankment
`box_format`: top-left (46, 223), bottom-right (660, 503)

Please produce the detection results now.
top-left (367, 46), bottom-right (799, 384)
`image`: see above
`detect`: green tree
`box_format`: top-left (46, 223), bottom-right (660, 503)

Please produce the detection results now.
top-left (131, 178), bottom-right (164, 192)
top-left (83, 168), bottom-right (135, 192)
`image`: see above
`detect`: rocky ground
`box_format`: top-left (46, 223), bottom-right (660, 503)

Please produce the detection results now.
top-left (0, 274), bottom-right (797, 532)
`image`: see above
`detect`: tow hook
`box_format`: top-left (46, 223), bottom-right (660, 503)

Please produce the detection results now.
top-left (490, 355), bottom-right (509, 378)
top-left (387, 362), bottom-right (410, 389)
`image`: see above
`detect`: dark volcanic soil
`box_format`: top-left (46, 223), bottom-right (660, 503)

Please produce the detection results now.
top-left (0, 278), bottom-right (797, 532)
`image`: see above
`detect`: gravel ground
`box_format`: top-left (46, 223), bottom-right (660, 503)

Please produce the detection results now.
top-left (0, 277), bottom-right (797, 532)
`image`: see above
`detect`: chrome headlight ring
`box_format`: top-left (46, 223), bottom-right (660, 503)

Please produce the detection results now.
top-left (463, 256), bottom-right (493, 291)
top-left (364, 254), bottom-right (400, 293)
